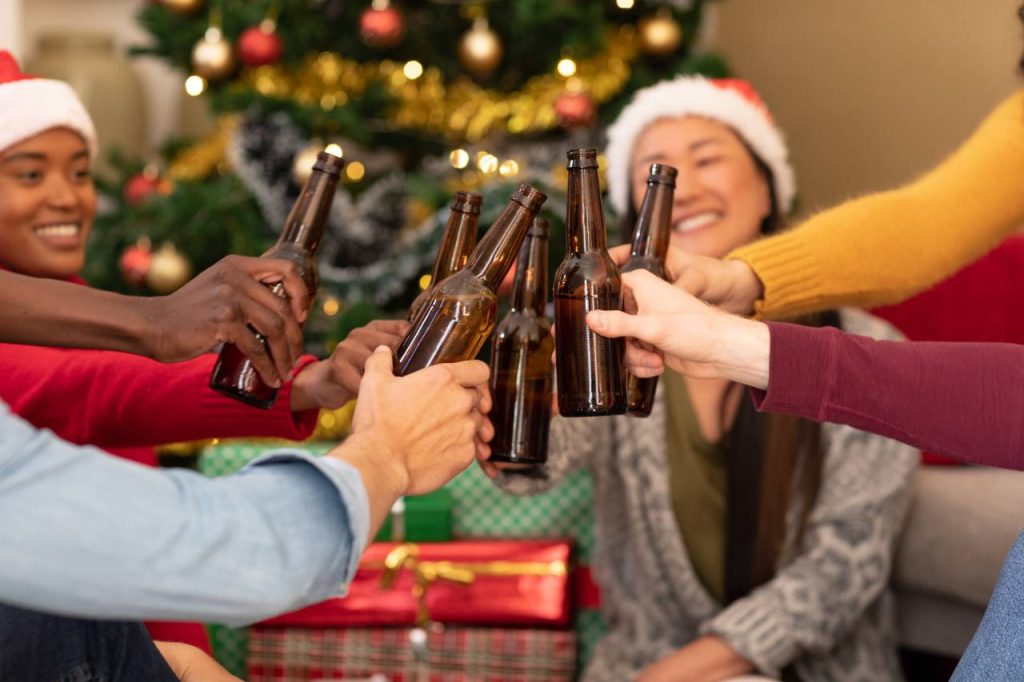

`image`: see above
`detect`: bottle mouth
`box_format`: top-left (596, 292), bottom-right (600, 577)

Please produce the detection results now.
top-left (566, 147), bottom-right (599, 169)
top-left (312, 151), bottom-right (345, 177)
top-left (527, 216), bottom-right (549, 238)
top-left (648, 163), bottom-right (678, 186)
top-left (511, 184), bottom-right (548, 212)
top-left (452, 191), bottom-right (484, 214)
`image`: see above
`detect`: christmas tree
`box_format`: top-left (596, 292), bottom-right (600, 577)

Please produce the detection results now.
top-left (87, 0), bottom-right (726, 349)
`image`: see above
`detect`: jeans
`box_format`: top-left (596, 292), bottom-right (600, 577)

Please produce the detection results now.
top-left (0, 604), bottom-right (177, 681)
top-left (952, 531), bottom-right (1024, 681)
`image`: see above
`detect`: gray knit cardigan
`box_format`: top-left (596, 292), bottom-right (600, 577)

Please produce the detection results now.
top-left (495, 309), bottom-right (918, 681)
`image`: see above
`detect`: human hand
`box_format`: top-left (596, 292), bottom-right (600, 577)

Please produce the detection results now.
top-left (633, 636), bottom-right (754, 682)
top-left (145, 255), bottom-right (310, 385)
top-left (608, 245), bottom-right (763, 315)
top-left (347, 348), bottom-right (494, 496)
top-left (585, 270), bottom-right (771, 389)
top-left (290, 319), bottom-right (410, 411)
top-left (154, 641), bottom-right (242, 681)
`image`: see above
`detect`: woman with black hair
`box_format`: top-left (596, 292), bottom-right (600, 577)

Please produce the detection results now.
top-left (487, 76), bottom-right (917, 682)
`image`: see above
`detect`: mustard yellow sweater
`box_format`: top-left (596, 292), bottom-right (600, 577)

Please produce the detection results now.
top-left (730, 91), bottom-right (1024, 318)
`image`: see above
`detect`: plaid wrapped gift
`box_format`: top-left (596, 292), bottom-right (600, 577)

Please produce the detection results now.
top-left (248, 625), bottom-right (576, 682)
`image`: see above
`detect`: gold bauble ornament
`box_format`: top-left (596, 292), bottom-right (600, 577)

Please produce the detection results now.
top-left (457, 18), bottom-right (502, 78)
top-left (146, 243), bottom-right (193, 294)
top-left (638, 10), bottom-right (683, 57)
top-left (192, 28), bottom-right (236, 81)
top-left (159, 0), bottom-right (205, 14)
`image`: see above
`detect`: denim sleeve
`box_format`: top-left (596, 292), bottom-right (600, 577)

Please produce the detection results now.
top-left (0, 403), bottom-right (370, 626)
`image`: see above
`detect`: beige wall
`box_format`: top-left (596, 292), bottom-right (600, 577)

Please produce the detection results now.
top-left (712, 0), bottom-right (1022, 215)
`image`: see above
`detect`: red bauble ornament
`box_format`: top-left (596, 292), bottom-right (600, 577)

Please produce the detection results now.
top-left (238, 20), bottom-right (284, 67)
top-left (124, 171), bottom-right (172, 206)
top-left (360, 2), bottom-right (404, 48)
top-left (554, 91), bottom-right (596, 129)
top-left (119, 240), bottom-right (153, 287)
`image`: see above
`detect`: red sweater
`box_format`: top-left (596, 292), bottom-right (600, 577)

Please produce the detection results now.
top-left (0, 344), bottom-right (319, 463)
top-left (754, 322), bottom-right (1024, 471)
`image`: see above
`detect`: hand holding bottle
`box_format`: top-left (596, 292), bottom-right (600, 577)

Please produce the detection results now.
top-left (148, 255), bottom-right (310, 381)
top-left (585, 270), bottom-right (771, 389)
top-left (347, 347), bottom-right (494, 497)
top-left (289, 319), bottom-right (411, 411)
top-left (607, 244), bottom-right (764, 315)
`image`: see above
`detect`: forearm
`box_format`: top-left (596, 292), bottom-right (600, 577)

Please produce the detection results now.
top-left (730, 92), bottom-right (1024, 318)
top-left (0, 406), bottom-right (368, 624)
top-left (327, 430), bottom-right (408, 536)
top-left (755, 322), bottom-right (1024, 469)
top-left (0, 348), bottom-right (317, 447)
top-left (640, 636), bottom-right (753, 682)
top-left (2, 272), bottom-right (154, 355)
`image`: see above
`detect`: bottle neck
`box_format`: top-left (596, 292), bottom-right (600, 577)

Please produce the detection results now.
top-left (630, 180), bottom-right (674, 261)
top-left (466, 200), bottom-right (537, 290)
top-left (565, 166), bottom-right (607, 253)
top-left (431, 211), bottom-right (480, 283)
top-left (278, 169), bottom-right (340, 254)
top-left (510, 231), bottom-right (548, 316)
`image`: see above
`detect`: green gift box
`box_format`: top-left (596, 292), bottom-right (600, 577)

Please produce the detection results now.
top-left (374, 488), bottom-right (454, 542)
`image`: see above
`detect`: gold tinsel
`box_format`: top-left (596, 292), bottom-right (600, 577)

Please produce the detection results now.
top-left (238, 29), bottom-right (637, 142)
top-left (168, 114), bottom-right (241, 181)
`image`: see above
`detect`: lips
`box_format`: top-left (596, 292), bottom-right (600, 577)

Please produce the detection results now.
top-left (33, 223), bottom-right (83, 249)
top-left (673, 211), bottom-right (721, 234)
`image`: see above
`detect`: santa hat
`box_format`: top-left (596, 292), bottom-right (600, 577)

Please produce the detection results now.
top-left (605, 76), bottom-right (795, 215)
top-left (0, 50), bottom-right (98, 158)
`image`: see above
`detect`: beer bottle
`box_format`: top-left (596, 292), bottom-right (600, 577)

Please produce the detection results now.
top-left (394, 184), bottom-right (547, 376)
top-left (490, 217), bottom-right (553, 470)
top-left (408, 192), bottom-right (482, 321)
top-left (554, 148), bottom-right (627, 416)
top-left (210, 150), bottom-right (343, 408)
top-left (622, 163), bottom-right (677, 417)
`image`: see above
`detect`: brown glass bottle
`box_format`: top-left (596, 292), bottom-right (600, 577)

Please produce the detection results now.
top-left (490, 217), bottom-right (554, 470)
top-left (408, 192), bottom-right (482, 322)
top-left (554, 148), bottom-right (626, 416)
top-left (622, 163), bottom-right (677, 417)
top-left (209, 150), bottom-right (343, 408)
top-left (394, 184), bottom-right (547, 376)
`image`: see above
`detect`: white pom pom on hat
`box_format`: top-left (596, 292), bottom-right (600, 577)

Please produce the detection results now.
top-left (0, 50), bottom-right (98, 158)
top-left (605, 75), bottom-right (795, 216)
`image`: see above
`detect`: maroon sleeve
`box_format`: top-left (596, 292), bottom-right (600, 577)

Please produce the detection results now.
top-left (0, 342), bottom-right (319, 448)
top-left (750, 322), bottom-right (1024, 470)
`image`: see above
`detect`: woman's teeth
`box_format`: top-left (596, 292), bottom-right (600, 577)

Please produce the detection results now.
top-left (34, 224), bottom-right (80, 238)
top-left (674, 213), bottom-right (719, 233)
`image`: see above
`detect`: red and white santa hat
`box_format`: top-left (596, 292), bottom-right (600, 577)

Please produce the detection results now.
top-left (0, 50), bottom-right (98, 158)
top-left (605, 75), bottom-right (795, 215)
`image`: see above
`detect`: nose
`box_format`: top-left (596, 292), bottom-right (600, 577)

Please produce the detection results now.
top-left (45, 174), bottom-right (78, 211)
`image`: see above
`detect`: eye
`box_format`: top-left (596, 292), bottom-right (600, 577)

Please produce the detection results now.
top-left (695, 156), bottom-right (724, 168)
top-left (72, 167), bottom-right (93, 183)
top-left (15, 170), bottom-right (44, 184)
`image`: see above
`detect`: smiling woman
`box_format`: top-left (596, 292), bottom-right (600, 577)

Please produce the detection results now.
top-left (0, 128), bottom-right (96, 278)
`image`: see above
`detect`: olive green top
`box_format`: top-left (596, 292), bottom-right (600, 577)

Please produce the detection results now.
top-left (662, 369), bottom-right (728, 605)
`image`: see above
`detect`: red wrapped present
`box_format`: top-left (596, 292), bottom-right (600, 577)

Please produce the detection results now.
top-left (261, 540), bottom-right (573, 628)
top-left (247, 625), bottom-right (576, 682)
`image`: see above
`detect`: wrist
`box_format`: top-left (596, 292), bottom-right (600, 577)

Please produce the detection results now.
top-left (289, 361), bottom-right (323, 411)
top-left (333, 429), bottom-right (410, 497)
top-left (125, 294), bottom-right (164, 359)
top-left (710, 314), bottom-right (771, 389)
top-left (725, 258), bottom-right (764, 316)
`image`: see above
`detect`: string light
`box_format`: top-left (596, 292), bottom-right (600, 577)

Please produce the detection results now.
top-left (477, 153), bottom-right (498, 174)
top-left (616, 0), bottom-right (635, 8)
top-left (345, 161), bottom-right (366, 181)
top-left (184, 75), bottom-right (206, 96)
top-left (498, 159), bottom-right (519, 177)
top-left (450, 148), bottom-right (470, 169)
top-left (403, 60), bottom-right (424, 79)
top-left (418, 274), bottom-right (432, 290)
top-left (556, 58), bottom-right (577, 78)
top-left (322, 297), bottom-right (341, 316)
top-left (324, 143), bottom-right (344, 158)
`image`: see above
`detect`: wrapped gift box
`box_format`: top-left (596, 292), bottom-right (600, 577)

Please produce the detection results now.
top-left (262, 540), bottom-right (573, 628)
top-left (248, 625), bottom-right (576, 682)
top-left (375, 491), bottom-right (453, 543)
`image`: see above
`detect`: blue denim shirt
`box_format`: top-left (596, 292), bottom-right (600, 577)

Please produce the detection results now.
top-left (0, 402), bottom-right (370, 626)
